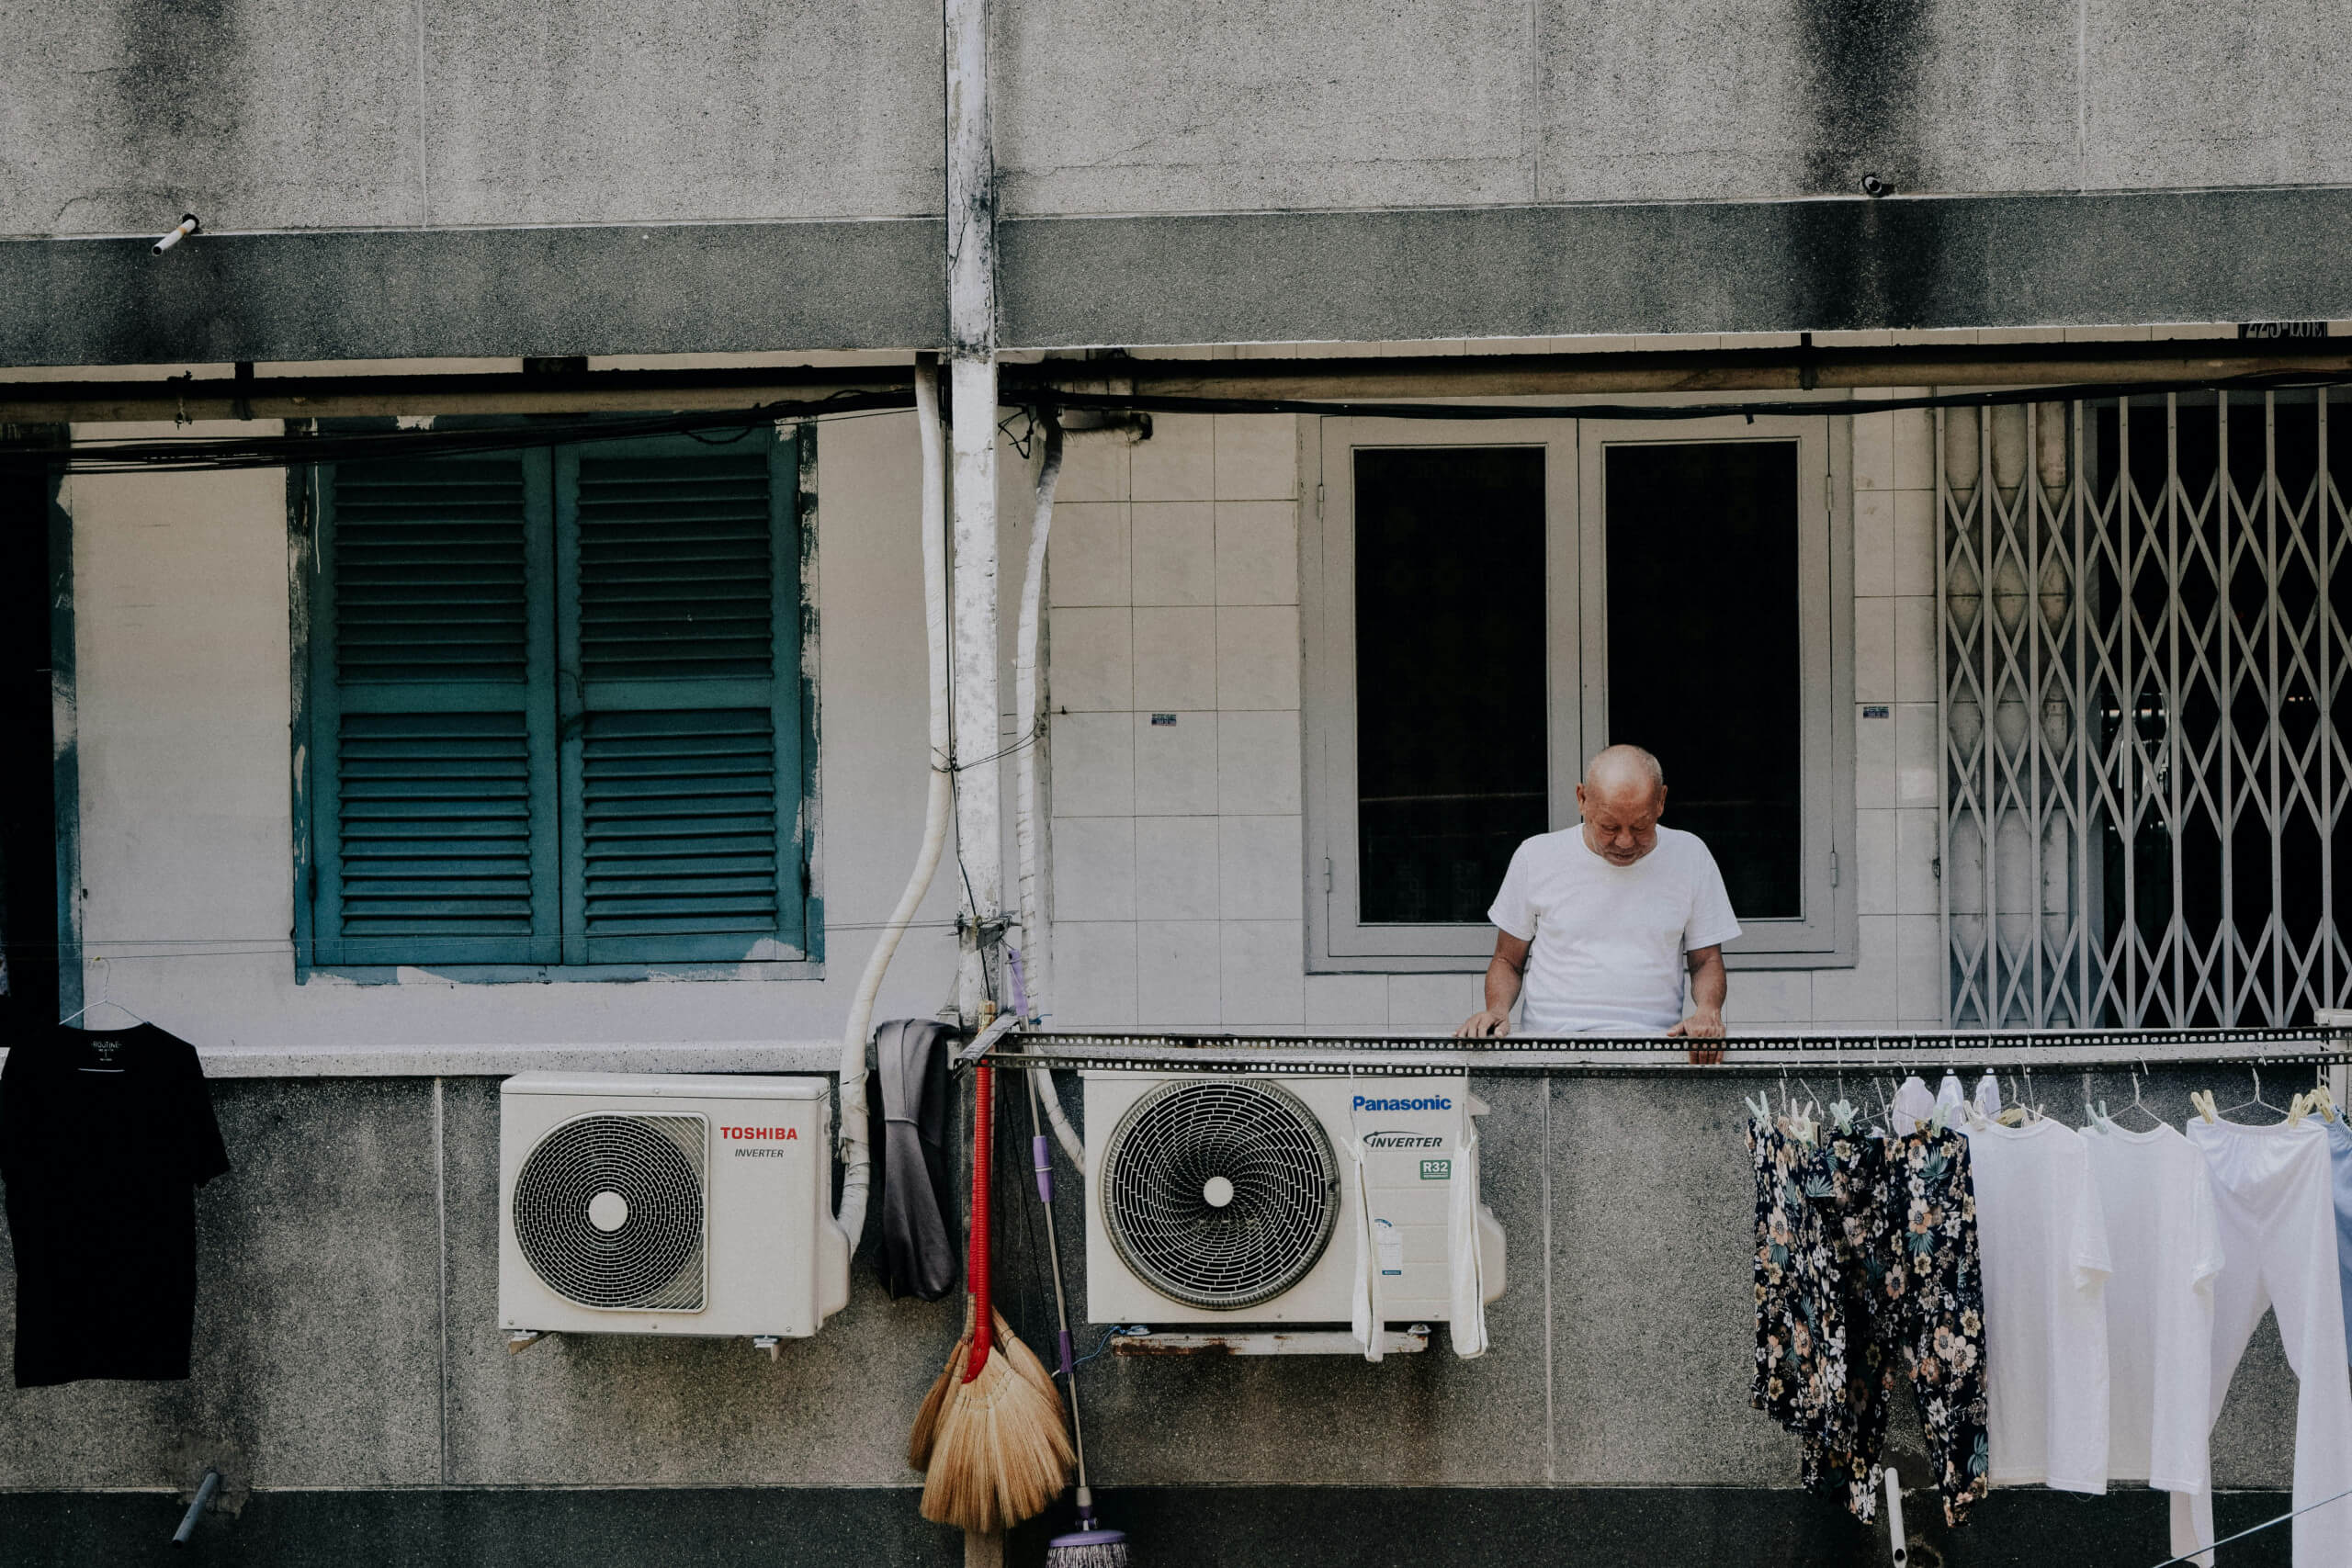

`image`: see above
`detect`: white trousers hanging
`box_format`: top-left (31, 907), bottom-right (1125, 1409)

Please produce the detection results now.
top-left (2175, 1120), bottom-right (2352, 1568)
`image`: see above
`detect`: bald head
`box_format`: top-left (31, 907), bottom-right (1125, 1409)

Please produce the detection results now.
top-left (1577, 744), bottom-right (1668, 866)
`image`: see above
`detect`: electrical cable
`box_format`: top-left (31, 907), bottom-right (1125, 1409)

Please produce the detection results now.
top-left (11, 366), bottom-right (2351, 475)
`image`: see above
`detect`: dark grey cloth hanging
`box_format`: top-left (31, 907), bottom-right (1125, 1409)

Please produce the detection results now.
top-left (871, 1017), bottom-right (959, 1301)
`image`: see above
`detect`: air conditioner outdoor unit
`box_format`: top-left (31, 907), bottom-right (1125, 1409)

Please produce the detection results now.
top-left (1082, 1073), bottom-right (1505, 1325)
top-left (499, 1072), bottom-right (849, 1341)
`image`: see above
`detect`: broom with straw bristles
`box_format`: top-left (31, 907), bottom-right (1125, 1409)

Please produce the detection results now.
top-left (921, 1063), bottom-right (1073, 1532)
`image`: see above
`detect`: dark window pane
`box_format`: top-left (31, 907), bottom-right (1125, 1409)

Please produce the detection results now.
top-left (1604, 442), bottom-right (1803, 920)
top-left (1355, 447), bottom-right (1548, 924)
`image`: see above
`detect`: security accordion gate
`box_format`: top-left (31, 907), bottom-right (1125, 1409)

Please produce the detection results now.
top-left (1941, 389), bottom-right (2352, 1029)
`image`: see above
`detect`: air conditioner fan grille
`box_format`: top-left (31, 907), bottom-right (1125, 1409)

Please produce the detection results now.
top-left (1100, 1078), bottom-right (1339, 1310)
top-left (513, 1112), bottom-right (707, 1311)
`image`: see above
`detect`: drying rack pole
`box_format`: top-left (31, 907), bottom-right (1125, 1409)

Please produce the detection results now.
top-left (966, 1025), bottom-right (2352, 1078)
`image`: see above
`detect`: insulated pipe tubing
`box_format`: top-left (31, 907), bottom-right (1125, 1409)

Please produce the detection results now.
top-left (1009, 417), bottom-right (1085, 1171)
top-left (833, 358), bottom-right (952, 1254)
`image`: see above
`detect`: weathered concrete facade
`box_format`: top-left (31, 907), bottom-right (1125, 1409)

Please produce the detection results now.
top-left (6, 0), bottom-right (2349, 1561)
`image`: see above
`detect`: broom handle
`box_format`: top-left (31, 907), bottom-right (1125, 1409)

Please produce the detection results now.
top-left (964, 1062), bottom-right (993, 1381)
top-left (1026, 1070), bottom-right (1091, 1502)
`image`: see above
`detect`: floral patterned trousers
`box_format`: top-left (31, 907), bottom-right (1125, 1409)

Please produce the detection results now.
top-left (1751, 1121), bottom-right (1992, 1528)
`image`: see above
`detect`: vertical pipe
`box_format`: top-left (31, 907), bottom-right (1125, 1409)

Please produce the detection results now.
top-left (945, 0), bottom-right (1000, 1027)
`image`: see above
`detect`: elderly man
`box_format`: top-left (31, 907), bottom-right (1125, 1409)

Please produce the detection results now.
top-left (1456, 744), bottom-right (1738, 1060)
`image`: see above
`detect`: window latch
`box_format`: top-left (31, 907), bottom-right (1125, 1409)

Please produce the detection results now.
top-left (1829, 851), bottom-right (1839, 888)
top-left (1322, 856), bottom-right (1333, 893)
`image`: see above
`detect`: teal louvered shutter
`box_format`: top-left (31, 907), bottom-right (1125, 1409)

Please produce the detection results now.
top-left (309, 455), bottom-right (560, 966)
top-left (553, 430), bottom-right (807, 964)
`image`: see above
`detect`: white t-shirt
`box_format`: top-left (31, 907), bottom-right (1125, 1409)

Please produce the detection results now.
top-left (1486, 825), bottom-right (1741, 1034)
top-left (2083, 1122), bottom-right (2222, 1495)
top-left (1965, 1116), bottom-right (2114, 1493)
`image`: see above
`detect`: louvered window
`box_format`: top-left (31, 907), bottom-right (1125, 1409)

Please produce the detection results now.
top-left (301, 429), bottom-right (811, 970)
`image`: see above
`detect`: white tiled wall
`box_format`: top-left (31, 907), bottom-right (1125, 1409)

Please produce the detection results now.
top-left (1046, 400), bottom-right (1942, 1032)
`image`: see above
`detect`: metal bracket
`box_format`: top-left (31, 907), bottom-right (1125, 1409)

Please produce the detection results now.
top-left (752, 1336), bottom-right (780, 1360)
top-left (1110, 1324), bottom-right (1430, 1358)
top-left (951, 1014), bottom-right (1023, 1071)
top-left (505, 1330), bottom-right (549, 1355)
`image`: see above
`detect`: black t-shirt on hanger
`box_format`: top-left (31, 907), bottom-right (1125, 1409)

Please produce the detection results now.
top-left (0, 1022), bottom-right (230, 1388)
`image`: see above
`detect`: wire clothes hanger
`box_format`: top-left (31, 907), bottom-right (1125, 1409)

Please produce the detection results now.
top-left (58, 958), bottom-right (145, 1030)
top-left (2104, 1066), bottom-right (2165, 1132)
top-left (2215, 1065), bottom-right (2290, 1124)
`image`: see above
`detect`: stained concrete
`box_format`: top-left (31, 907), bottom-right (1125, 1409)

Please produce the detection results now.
top-left (0, 1067), bottom-right (2317, 1506)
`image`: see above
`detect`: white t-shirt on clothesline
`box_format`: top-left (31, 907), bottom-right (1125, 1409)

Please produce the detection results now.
top-left (1966, 1115), bottom-right (2115, 1494)
top-left (1487, 825), bottom-right (1740, 1034)
top-left (2083, 1122), bottom-right (2223, 1496)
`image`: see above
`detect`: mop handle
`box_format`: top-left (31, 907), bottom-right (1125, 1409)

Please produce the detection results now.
top-left (964, 1062), bottom-right (993, 1382)
top-left (1026, 1071), bottom-right (1090, 1501)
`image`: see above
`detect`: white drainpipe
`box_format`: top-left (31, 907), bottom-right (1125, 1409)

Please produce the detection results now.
top-left (833, 359), bottom-right (951, 1254)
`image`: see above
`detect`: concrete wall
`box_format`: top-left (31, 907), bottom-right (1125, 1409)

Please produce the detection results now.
top-left (60, 412), bottom-right (962, 1053)
top-left (0, 1071), bottom-right (2307, 1530)
top-left (8, 0), bottom-right (2348, 242)
top-left (1043, 405), bottom-right (1945, 1032)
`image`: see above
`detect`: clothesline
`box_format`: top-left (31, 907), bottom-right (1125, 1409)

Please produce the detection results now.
top-left (977, 1025), bottom-right (2352, 1078)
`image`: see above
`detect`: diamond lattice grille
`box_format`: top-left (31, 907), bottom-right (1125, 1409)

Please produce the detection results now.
top-left (1942, 391), bottom-right (2352, 1028)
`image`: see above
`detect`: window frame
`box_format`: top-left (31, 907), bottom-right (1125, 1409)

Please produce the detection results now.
top-left (1303, 412), bottom-right (1855, 974)
top-left (288, 421), bottom-right (824, 983)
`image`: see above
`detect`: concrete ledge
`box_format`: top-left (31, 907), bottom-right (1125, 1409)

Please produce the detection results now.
top-left (1002, 186), bottom-right (2352, 346)
top-left (6, 187), bottom-right (2352, 366)
top-left (0, 1484), bottom-right (2295, 1568)
top-left (0, 220), bottom-right (945, 366)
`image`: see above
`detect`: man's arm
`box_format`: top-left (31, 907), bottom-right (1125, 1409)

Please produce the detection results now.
top-left (1667, 944), bottom-right (1728, 1063)
top-left (1456, 931), bottom-right (1531, 1038)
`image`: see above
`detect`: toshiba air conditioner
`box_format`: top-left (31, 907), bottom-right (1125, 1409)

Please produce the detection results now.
top-left (499, 1073), bottom-right (849, 1341)
top-left (1083, 1074), bottom-right (1505, 1325)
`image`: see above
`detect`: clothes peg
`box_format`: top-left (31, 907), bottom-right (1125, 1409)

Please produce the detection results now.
top-left (2189, 1089), bottom-right (2219, 1125)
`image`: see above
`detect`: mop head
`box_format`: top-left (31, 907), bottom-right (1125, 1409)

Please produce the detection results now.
top-left (918, 1336), bottom-right (1075, 1534)
top-left (1045, 1528), bottom-right (1130, 1568)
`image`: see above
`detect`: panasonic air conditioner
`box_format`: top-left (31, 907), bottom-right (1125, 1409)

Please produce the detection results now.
top-left (499, 1073), bottom-right (849, 1341)
top-left (1082, 1073), bottom-right (1505, 1325)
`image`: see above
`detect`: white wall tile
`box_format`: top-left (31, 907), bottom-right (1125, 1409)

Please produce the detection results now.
top-left (1134, 711), bottom-right (1219, 814)
top-left (1216, 605), bottom-right (1301, 710)
top-left (1134, 816), bottom-right (1220, 919)
top-left (1048, 502), bottom-right (1128, 608)
top-left (1137, 919), bottom-right (1222, 1024)
top-left (1728, 969), bottom-right (1815, 1026)
top-left (1217, 709), bottom-right (1303, 814)
top-left (1894, 596), bottom-right (1938, 703)
top-left (1215, 501), bottom-right (1299, 605)
top-left (1855, 807), bottom-right (1897, 915)
top-left (1854, 597), bottom-right (1894, 705)
top-left (1387, 972), bottom-right (1483, 1030)
top-left (1133, 606), bottom-right (1216, 710)
top-left (1852, 410), bottom-right (1894, 493)
top-left (1812, 915), bottom-right (1901, 1023)
top-left (1130, 501), bottom-right (1215, 606)
top-left (1047, 606), bottom-right (1132, 712)
top-left (1857, 704), bottom-right (1898, 809)
top-left (1220, 920), bottom-right (1306, 1024)
top-left (1130, 415), bottom-right (1215, 502)
top-left (1894, 808), bottom-right (1941, 916)
top-left (1057, 434), bottom-right (1130, 504)
top-left (1306, 973), bottom-right (1390, 1028)
top-left (1893, 491), bottom-right (1938, 597)
top-left (1896, 913), bottom-right (1947, 1023)
top-left (1051, 816), bottom-right (1136, 921)
top-left (1050, 711), bottom-right (1135, 816)
top-left (1854, 489), bottom-right (1894, 599)
top-left (1054, 920), bottom-right (1138, 1026)
top-left (1895, 702), bottom-right (1939, 807)
top-left (1219, 815), bottom-right (1305, 919)
top-left (1892, 408), bottom-right (1938, 492)
top-left (1214, 414), bottom-right (1298, 502)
